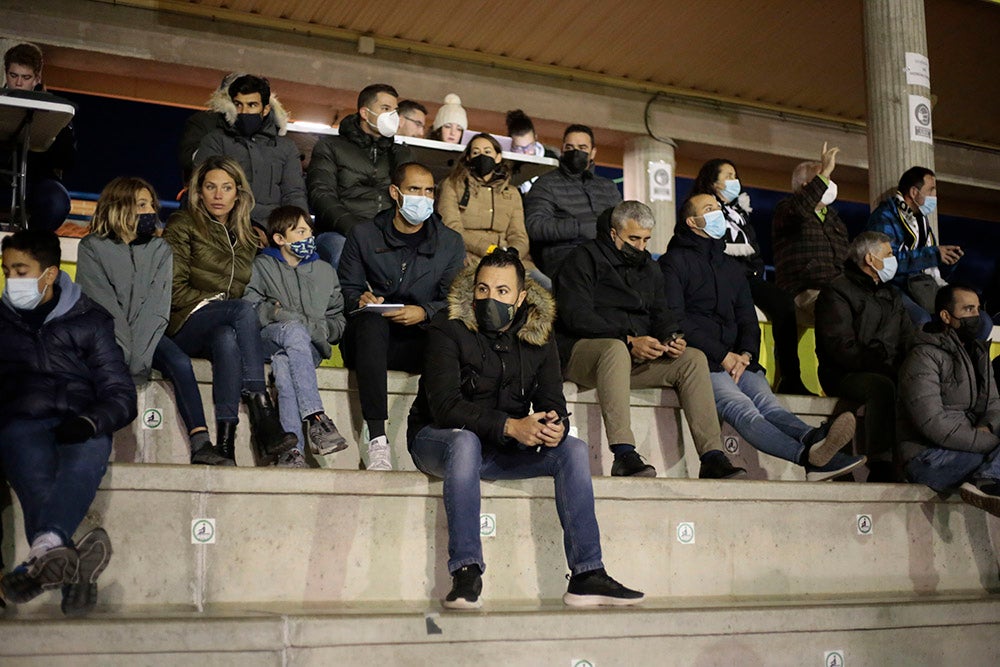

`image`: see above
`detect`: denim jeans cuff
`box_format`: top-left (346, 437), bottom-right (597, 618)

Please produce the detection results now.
top-left (449, 557), bottom-right (486, 575)
top-left (570, 560), bottom-right (605, 577)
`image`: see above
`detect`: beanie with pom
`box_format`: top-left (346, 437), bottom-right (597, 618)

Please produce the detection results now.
top-left (433, 93), bottom-right (468, 130)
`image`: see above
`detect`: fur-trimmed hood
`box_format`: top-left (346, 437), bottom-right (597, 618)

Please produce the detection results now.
top-left (206, 80), bottom-right (289, 136)
top-left (446, 265), bottom-right (555, 346)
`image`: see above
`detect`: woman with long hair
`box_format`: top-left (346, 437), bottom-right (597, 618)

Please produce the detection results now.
top-left (164, 156), bottom-right (298, 465)
top-left (77, 177), bottom-right (231, 465)
top-left (438, 133), bottom-right (550, 289)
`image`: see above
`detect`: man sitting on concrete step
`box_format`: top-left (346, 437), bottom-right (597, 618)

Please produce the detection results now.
top-left (661, 194), bottom-right (865, 482)
top-left (899, 285), bottom-right (1000, 515)
top-left (408, 248), bottom-right (643, 609)
top-left (555, 200), bottom-right (744, 479)
top-left (0, 230), bottom-right (136, 614)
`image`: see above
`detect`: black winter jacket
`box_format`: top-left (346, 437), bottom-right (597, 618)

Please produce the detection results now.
top-left (407, 267), bottom-right (567, 450)
top-left (0, 273), bottom-right (137, 434)
top-left (659, 226), bottom-right (761, 373)
top-left (306, 114), bottom-right (412, 236)
top-left (337, 208), bottom-right (465, 320)
top-left (523, 166), bottom-right (622, 276)
top-left (555, 233), bottom-right (680, 367)
top-left (814, 261), bottom-right (914, 392)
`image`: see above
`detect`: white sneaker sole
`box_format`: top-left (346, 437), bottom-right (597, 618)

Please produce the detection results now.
top-left (806, 456), bottom-right (867, 482)
top-left (442, 597), bottom-right (482, 610)
top-left (562, 592), bottom-right (645, 607)
top-left (74, 528), bottom-right (112, 585)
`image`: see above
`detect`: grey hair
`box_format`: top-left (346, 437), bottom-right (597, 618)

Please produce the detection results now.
top-left (848, 231), bottom-right (892, 266)
top-left (791, 161), bottom-right (821, 191)
top-left (611, 200), bottom-right (656, 231)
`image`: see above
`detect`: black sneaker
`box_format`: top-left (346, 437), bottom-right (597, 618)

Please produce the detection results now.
top-left (61, 527), bottom-right (112, 617)
top-left (0, 546), bottom-right (79, 604)
top-left (443, 565), bottom-right (483, 610)
top-left (805, 453), bottom-right (867, 481)
top-left (563, 568), bottom-right (644, 607)
top-left (611, 451), bottom-right (656, 477)
top-left (191, 442), bottom-right (236, 467)
top-left (699, 451), bottom-right (747, 479)
top-left (960, 482), bottom-right (1000, 518)
top-left (805, 412), bottom-right (856, 467)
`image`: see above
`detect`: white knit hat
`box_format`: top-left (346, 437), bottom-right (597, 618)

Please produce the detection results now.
top-left (433, 93), bottom-right (468, 130)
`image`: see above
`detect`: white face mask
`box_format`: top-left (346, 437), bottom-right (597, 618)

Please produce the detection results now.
top-left (820, 180), bottom-right (838, 206)
top-left (2, 270), bottom-right (50, 311)
top-left (367, 108), bottom-right (399, 138)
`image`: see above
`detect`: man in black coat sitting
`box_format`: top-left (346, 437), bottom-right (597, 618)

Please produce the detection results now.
top-left (0, 230), bottom-right (136, 614)
top-left (407, 248), bottom-right (643, 609)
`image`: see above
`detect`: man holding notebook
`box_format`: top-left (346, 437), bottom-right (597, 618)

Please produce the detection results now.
top-left (338, 162), bottom-right (465, 470)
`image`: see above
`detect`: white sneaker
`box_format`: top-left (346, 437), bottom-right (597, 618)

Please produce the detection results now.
top-left (366, 435), bottom-right (393, 471)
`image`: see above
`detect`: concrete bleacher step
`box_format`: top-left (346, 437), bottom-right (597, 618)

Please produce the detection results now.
top-left (126, 362), bottom-right (849, 481)
top-left (3, 465), bottom-right (998, 612)
top-left (3, 594), bottom-right (999, 665)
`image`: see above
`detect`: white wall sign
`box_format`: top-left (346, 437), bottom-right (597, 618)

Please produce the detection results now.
top-left (480, 513), bottom-right (496, 538)
top-left (647, 160), bottom-right (673, 202)
top-left (676, 521), bottom-right (695, 544)
top-left (905, 52), bottom-right (930, 88)
top-left (856, 514), bottom-right (873, 536)
top-left (909, 95), bottom-right (933, 145)
top-left (141, 408), bottom-right (163, 430)
top-left (824, 649), bottom-right (845, 666)
top-left (191, 518), bottom-right (216, 544)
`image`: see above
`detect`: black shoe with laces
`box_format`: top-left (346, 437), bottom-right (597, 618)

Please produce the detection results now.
top-left (611, 451), bottom-right (656, 477)
top-left (563, 568), bottom-right (644, 607)
top-left (699, 451), bottom-right (747, 479)
top-left (443, 564), bottom-right (483, 609)
top-left (191, 442), bottom-right (236, 466)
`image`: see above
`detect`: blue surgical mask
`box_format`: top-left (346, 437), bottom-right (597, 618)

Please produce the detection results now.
top-left (720, 179), bottom-right (741, 203)
top-left (289, 236), bottom-right (316, 259)
top-left (876, 255), bottom-right (898, 283)
top-left (700, 210), bottom-right (727, 239)
top-left (2, 270), bottom-right (50, 311)
top-left (398, 194), bottom-right (434, 226)
top-left (919, 195), bottom-right (937, 216)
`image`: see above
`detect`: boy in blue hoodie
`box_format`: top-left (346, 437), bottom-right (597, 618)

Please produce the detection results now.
top-left (244, 206), bottom-right (348, 467)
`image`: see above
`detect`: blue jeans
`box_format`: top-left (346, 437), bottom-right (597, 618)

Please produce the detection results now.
top-left (170, 300), bottom-right (267, 421)
top-left (409, 426), bottom-right (604, 576)
top-left (710, 369), bottom-right (812, 464)
top-left (261, 321), bottom-right (324, 452)
top-left (0, 418), bottom-right (111, 546)
top-left (152, 335), bottom-right (208, 438)
top-left (316, 232), bottom-right (347, 271)
top-left (905, 445), bottom-right (1000, 494)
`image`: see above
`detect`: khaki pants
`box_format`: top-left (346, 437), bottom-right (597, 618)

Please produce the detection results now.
top-left (563, 338), bottom-right (721, 456)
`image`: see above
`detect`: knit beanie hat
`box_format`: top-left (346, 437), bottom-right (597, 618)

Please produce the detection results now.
top-left (433, 93), bottom-right (468, 130)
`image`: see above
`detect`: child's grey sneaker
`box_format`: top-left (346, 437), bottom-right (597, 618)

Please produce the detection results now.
top-left (306, 413), bottom-right (349, 456)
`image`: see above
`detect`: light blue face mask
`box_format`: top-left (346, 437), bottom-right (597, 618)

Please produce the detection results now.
top-left (399, 194), bottom-right (434, 225)
top-left (700, 210), bottom-right (727, 239)
top-left (919, 195), bottom-right (937, 217)
top-left (876, 255), bottom-right (898, 283)
top-left (720, 179), bottom-right (741, 203)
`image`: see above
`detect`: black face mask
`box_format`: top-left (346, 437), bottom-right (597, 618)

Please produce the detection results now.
top-left (135, 212), bottom-right (159, 241)
top-left (560, 149), bottom-right (590, 175)
top-left (618, 241), bottom-right (647, 267)
top-left (474, 297), bottom-right (517, 333)
top-left (953, 314), bottom-right (981, 343)
top-left (468, 154), bottom-right (497, 179)
top-left (234, 113), bottom-right (264, 137)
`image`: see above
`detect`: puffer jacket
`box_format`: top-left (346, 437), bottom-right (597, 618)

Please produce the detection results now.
top-left (814, 260), bottom-right (914, 393)
top-left (337, 207), bottom-right (465, 319)
top-left (437, 169), bottom-right (535, 269)
top-left (195, 91), bottom-right (306, 226)
top-left (523, 165), bottom-right (622, 276)
top-left (164, 209), bottom-right (257, 335)
top-left (0, 272), bottom-right (137, 434)
top-left (407, 266), bottom-right (567, 450)
top-left (898, 325), bottom-right (1000, 461)
top-left (867, 193), bottom-right (949, 287)
top-left (659, 224), bottom-right (761, 373)
top-left (555, 217), bottom-right (680, 368)
top-left (243, 248), bottom-right (346, 359)
top-left (76, 234), bottom-right (173, 382)
top-left (306, 113), bottom-right (413, 236)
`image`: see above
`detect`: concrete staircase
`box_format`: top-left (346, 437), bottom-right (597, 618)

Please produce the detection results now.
top-left (3, 365), bottom-right (1000, 664)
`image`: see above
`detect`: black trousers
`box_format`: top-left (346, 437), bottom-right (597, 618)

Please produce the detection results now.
top-left (342, 312), bottom-right (427, 421)
top-left (833, 372), bottom-right (897, 464)
top-left (749, 276), bottom-right (802, 385)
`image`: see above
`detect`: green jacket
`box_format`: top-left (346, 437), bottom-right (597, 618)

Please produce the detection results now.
top-left (164, 209), bottom-right (257, 335)
top-left (243, 249), bottom-right (346, 359)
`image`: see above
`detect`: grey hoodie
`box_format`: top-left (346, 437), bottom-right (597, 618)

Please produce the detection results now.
top-left (243, 249), bottom-right (346, 360)
top-left (76, 234), bottom-right (173, 382)
top-left (898, 325), bottom-right (1000, 461)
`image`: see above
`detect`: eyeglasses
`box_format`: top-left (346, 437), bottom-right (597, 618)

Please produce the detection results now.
top-left (402, 116), bottom-right (426, 130)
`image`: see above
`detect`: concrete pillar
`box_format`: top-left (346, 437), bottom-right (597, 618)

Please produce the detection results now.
top-left (623, 136), bottom-right (676, 255)
top-left (863, 0), bottom-right (936, 227)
